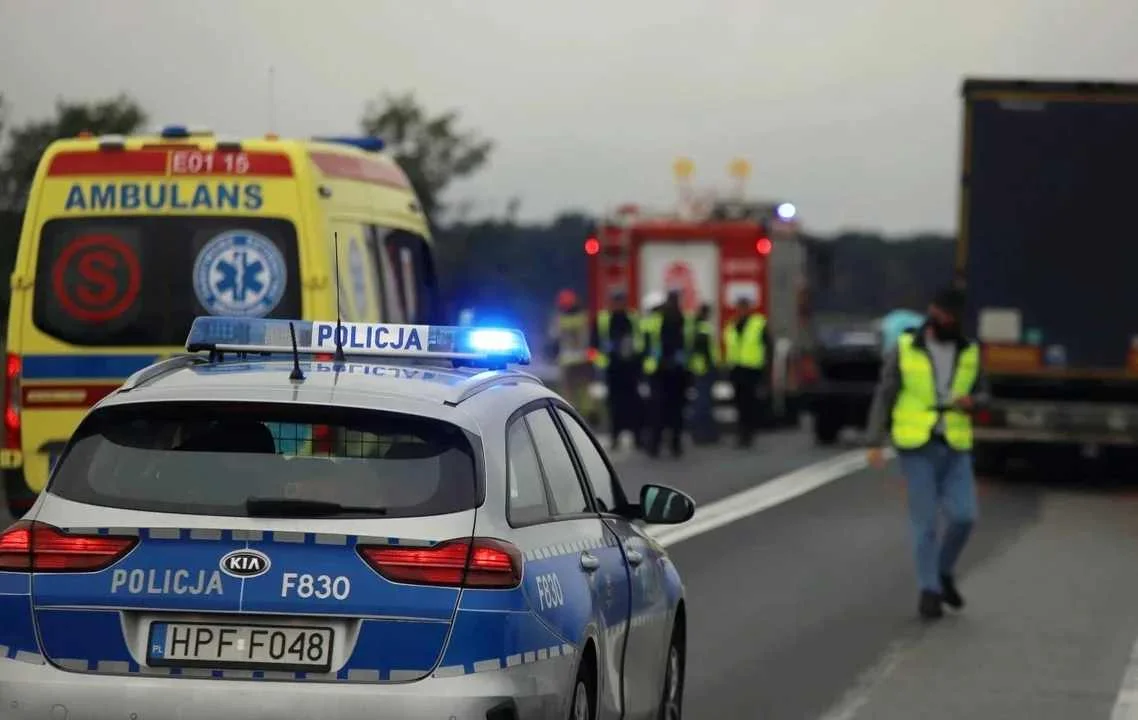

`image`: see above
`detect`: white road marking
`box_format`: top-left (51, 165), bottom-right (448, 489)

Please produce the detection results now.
top-left (647, 449), bottom-right (892, 548)
top-left (1110, 636), bottom-right (1138, 719)
top-left (816, 636), bottom-right (916, 720)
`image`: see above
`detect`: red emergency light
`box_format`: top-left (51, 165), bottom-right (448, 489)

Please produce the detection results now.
top-left (756, 237), bottom-right (772, 255)
top-left (584, 236), bottom-right (600, 255)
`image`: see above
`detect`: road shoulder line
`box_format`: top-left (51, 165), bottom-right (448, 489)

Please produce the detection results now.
top-left (1111, 638), bottom-right (1138, 719)
top-left (647, 448), bottom-right (892, 547)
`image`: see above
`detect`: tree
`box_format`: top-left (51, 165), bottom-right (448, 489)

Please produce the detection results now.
top-left (360, 92), bottom-right (493, 220)
top-left (0, 94), bottom-right (147, 210)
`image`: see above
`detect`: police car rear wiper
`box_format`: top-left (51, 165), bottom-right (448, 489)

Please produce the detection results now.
top-left (244, 497), bottom-right (389, 517)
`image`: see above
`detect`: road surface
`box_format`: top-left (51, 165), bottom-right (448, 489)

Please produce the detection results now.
top-left (613, 434), bottom-right (1138, 719)
top-left (5, 429), bottom-right (1138, 718)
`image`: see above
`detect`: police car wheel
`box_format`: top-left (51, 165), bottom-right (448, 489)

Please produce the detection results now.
top-left (658, 629), bottom-right (685, 720)
top-left (570, 670), bottom-right (595, 720)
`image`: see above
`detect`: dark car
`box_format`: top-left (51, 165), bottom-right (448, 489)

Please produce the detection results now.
top-left (800, 316), bottom-right (885, 445)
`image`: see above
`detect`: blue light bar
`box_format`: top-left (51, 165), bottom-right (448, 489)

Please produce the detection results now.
top-left (314, 136), bottom-right (385, 152)
top-left (185, 317), bottom-right (531, 366)
top-left (160, 125), bottom-right (190, 139)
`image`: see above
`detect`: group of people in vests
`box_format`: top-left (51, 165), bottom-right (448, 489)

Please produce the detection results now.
top-left (552, 286), bottom-right (772, 458)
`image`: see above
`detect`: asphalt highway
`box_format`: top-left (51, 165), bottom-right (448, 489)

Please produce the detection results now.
top-left (5, 427), bottom-right (1138, 719)
top-left (613, 431), bottom-right (1138, 720)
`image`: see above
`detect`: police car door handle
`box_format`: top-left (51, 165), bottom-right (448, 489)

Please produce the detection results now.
top-left (625, 550), bottom-right (644, 567)
top-left (579, 552), bottom-right (600, 572)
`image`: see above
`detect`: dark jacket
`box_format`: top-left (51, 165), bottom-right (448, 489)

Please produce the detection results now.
top-left (657, 306), bottom-right (688, 369)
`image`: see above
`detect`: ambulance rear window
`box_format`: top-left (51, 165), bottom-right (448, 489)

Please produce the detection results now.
top-left (32, 217), bottom-right (302, 346)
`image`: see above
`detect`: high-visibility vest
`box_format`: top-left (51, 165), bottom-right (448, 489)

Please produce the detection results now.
top-left (593, 310), bottom-right (641, 369)
top-left (890, 332), bottom-right (980, 451)
top-left (724, 313), bottom-right (767, 370)
top-left (688, 319), bottom-right (718, 376)
top-left (557, 311), bottom-right (589, 366)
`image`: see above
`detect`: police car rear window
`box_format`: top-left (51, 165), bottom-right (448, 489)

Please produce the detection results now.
top-left (49, 402), bottom-right (479, 518)
top-left (32, 217), bottom-right (302, 347)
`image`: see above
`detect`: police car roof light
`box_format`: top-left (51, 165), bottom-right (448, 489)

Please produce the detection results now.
top-left (160, 125), bottom-right (191, 139)
top-left (314, 136), bottom-right (385, 152)
top-left (184, 317), bottom-right (532, 366)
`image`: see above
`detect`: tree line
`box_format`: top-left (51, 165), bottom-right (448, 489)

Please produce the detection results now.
top-left (0, 92), bottom-right (955, 339)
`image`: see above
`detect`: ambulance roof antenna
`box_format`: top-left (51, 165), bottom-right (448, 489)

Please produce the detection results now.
top-left (332, 231), bottom-right (347, 363)
top-left (267, 65), bottom-right (277, 134)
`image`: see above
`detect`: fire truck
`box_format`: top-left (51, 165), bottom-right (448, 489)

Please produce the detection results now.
top-left (584, 199), bottom-right (810, 426)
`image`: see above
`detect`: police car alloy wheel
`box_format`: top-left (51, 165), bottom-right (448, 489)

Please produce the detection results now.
top-left (571, 675), bottom-right (594, 720)
top-left (660, 631), bottom-right (685, 719)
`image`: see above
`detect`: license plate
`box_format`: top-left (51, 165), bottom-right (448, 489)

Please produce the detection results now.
top-left (147, 622), bottom-right (334, 671)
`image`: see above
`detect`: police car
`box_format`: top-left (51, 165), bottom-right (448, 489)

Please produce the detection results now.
top-left (0, 316), bottom-right (694, 720)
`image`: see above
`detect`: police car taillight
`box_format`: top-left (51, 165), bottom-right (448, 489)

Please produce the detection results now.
top-left (0, 520), bottom-right (138, 572)
top-left (358, 538), bottom-right (522, 589)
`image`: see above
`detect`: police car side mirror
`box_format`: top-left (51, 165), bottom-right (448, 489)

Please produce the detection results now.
top-left (639, 484), bottom-right (695, 525)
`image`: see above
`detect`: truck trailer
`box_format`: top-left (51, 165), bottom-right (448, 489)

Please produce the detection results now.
top-left (958, 78), bottom-right (1138, 472)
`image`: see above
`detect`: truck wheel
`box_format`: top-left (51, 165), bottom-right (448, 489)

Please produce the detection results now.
top-left (813, 414), bottom-right (841, 446)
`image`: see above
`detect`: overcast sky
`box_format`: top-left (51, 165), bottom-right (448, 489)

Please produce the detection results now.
top-left (2, 0), bottom-right (1136, 234)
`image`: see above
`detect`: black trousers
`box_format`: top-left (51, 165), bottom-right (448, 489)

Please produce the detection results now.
top-left (605, 363), bottom-right (642, 447)
top-left (731, 367), bottom-right (765, 445)
top-left (647, 367), bottom-right (688, 456)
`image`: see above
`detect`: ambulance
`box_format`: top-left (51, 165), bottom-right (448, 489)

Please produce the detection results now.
top-left (3, 126), bottom-right (442, 516)
top-left (584, 199), bottom-right (809, 426)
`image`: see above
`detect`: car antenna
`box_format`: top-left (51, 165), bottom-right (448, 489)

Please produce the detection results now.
top-left (332, 231), bottom-right (346, 363)
top-left (287, 321), bottom-right (305, 381)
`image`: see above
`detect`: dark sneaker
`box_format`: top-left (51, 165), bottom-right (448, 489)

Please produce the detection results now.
top-left (940, 575), bottom-right (965, 610)
top-left (919, 590), bottom-right (944, 620)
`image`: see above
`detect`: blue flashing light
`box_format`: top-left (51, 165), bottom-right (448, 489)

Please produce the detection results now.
top-left (466, 329), bottom-right (520, 354)
top-left (185, 317), bottom-right (531, 366)
top-left (160, 125), bottom-right (190, 139)
top-left (314, 136), bottom-right (385, 153)
top-left (776, 202), bottom-right (797, 220)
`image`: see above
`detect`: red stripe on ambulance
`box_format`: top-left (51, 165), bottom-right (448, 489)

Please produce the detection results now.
top-left (22, 383), bottom-right (120, 409)
top-left (48, 151), bottom-right (168, 176)
top-left (309, 152), bottom-right (410, 189)
top-left (47, 150), bottom-right (293, 177)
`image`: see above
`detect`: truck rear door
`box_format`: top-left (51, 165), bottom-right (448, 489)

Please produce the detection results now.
top-left (963, 81), bottom-right (1138, 375)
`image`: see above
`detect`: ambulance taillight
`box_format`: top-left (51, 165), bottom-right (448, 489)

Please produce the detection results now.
top-left (3, 353), bottom-right (21, 452)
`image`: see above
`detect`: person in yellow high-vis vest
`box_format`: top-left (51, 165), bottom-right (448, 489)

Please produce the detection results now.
top-left (866, 287), bottom-right (989, 621)
top-left (549, 289), bottom-right (594, 420)
top-left (724, 295), bottom-right (772, 448)
top-left (590, 290), bottom-right (643, 451)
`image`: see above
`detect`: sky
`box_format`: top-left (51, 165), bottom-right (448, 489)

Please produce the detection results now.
top-left (2, 0), bottom-right (1137, 235)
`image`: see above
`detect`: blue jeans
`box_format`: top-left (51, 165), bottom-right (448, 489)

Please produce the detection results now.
top-left (898, 440), bottom-right (978, 594)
